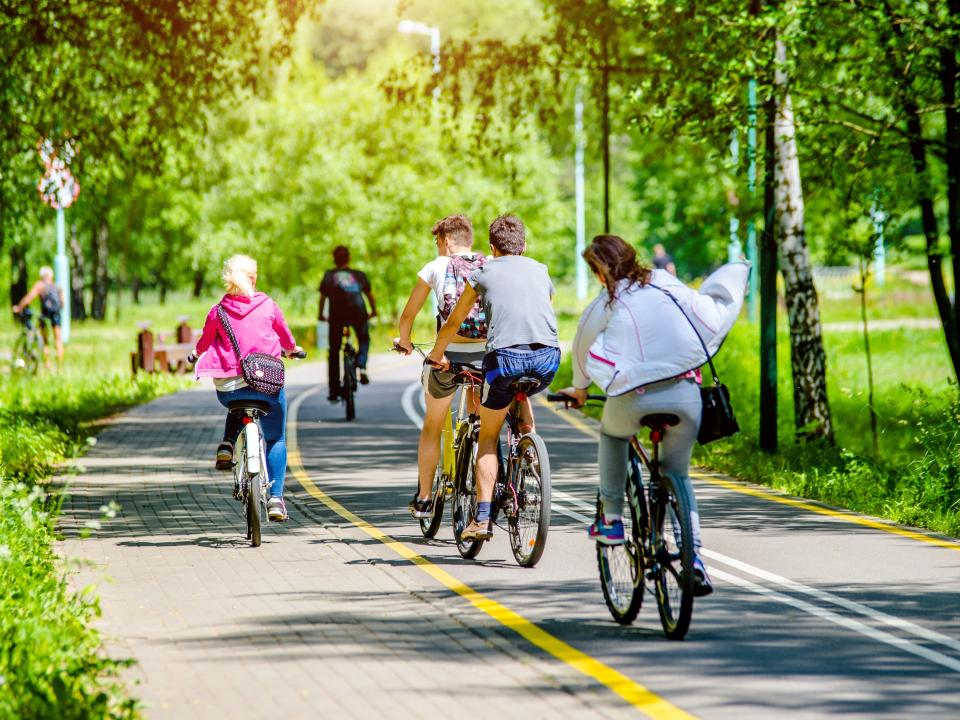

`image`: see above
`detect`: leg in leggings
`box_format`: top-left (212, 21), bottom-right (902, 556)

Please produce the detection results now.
top-left (599, 378), bottom-right (703, 548)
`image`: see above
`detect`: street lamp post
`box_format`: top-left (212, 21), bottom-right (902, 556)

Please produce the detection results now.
top-left (397, 20), bottom-right (441, 103)
top-left (575, 83), bottom-right (587, 300)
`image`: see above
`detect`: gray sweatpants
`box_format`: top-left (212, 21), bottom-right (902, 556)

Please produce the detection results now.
top-left (598, 377), bottom-right (703, 549)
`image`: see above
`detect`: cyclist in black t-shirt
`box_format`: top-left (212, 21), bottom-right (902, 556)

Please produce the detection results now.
top-left (319, 246), bottom-right (377, 401)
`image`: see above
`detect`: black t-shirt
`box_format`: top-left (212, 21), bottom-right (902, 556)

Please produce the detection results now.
top-left (320, 267), bottom-right (370, 323)
top-left (653, 253), bottom-right (674, 271)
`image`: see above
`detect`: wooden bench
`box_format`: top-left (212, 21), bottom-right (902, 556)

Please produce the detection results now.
top-left (131, 317), bottom-right (199, 374)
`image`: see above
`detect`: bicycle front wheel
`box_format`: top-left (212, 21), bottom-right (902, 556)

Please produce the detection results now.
top-left (452, 424), bottom-right (483, 559)
top-left (419, 465), bottom-right (446, 538)
top-left (342, 353), bottom-right (356, 421)
top-left (597, 458), bottom-right (645, 624)
top-left (508, 433), bottom-right (551, 568)
top-left (651, 473), bottom-right (695, 640)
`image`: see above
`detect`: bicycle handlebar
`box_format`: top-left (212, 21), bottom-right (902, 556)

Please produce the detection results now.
top-left (546, 392), bottom-right (607, 404)
top-left (186, 348), bottom-right (307, 366)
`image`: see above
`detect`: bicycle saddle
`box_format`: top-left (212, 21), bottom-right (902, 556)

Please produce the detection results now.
top-left (640, 413), bottom-right (680, 431)
top-left (227, 399), bottom-right (272, 416)
top-left (509, 376), bottom-right (542, 394)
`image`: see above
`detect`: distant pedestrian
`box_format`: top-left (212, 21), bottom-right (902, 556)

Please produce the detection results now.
top-left (652, 243), bottom-right (677, 276)
top-left (12, 266), bottom-right (65, 368)
top-left (319, 246), bottom-right (377, 400)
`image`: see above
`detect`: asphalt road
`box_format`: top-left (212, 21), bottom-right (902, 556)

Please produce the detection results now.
top-left (292, 356), bottom-right (960, 719)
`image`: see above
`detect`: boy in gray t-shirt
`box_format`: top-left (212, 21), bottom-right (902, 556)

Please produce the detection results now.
top-left (428, 215), bottom-right (561, 540)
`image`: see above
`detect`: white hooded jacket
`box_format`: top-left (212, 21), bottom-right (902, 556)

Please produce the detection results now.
top-left (572, 263), bottom-right (750, 396)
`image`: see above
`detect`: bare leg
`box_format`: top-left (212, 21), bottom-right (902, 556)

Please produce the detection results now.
top-left (39, 324), bottom-right (51, 368)
top-left (52, 325), bottom-right (64, 365)
top-left (417, 391), bottom-right (456, 500)
top-left (515, 397), bottom-right (535, 434)
top-left (475, 404), bottom-right (510, 504)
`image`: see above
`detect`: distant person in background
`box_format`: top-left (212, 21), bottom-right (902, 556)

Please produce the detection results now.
top-left (12, 266), bottom-right (65, 368)
top-left (652, 243), bottom-right (677, 276)
top-left (319, 246), bottom-right (377, 401)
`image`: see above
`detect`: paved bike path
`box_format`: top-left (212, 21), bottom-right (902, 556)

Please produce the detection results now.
top-left (58, 356), bottom-right (960, 719)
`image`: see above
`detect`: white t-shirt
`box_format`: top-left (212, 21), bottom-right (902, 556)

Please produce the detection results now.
top-left (416, 253), bottom-right (486, 354)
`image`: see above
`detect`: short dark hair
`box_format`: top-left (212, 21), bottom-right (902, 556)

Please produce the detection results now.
top-left (333, 246), bottom-right (350, 266)
top-left (488, 215), bottom-right (525, 255)
top-left (431, 214), bottom-right (474, 248)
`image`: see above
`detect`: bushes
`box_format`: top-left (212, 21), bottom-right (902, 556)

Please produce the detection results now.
top-left (0, 371), bottom-right (184, 719)
top-left (0, 482), bottom-right (139, 719)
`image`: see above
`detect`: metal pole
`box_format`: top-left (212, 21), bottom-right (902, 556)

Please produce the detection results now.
top-left (729, 130), bottom-right (743, 263)
top-left (871, 197), bottom-right (887, 287)
top-left (575, 84), bottom-right (587, 300)
top-left (54, 207), bottom-right (71, 343)
top-left (759, 95), bottom-right (778, 452)
top-left (746, 78), bottom-right (759, 321)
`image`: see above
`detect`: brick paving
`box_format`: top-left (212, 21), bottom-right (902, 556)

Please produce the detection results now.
top-left (56, 363), bottom-right (618, 720)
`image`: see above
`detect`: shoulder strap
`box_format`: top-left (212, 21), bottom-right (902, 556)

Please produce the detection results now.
top-left (216, 304), bottom-right (243, 364)
top-left (648, 283), bottom-right (721, 386)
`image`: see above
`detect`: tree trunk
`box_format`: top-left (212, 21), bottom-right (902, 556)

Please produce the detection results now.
top-left (9, 244), bottom-right (28, 307)
top-left (68, 223), bottom-right (87, 320)
top-left (773, 37), bottom-right (833, 442)
top-left (131, 276), bottom-right (141, 304)
top-left (759, 95), bottom-right (778, 452)
top-left (91, 221), bottom-right (109, 321)
top-left (192, 270), bottom-right (204, 298)
top-left (601, 65), bottom-right (610, 233)
top-left (941, 3), bottom-right (960, 380)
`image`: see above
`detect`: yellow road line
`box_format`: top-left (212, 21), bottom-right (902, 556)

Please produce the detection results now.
top-left (288, 384), bottom-right (696, 720)
top-left (538, 396), bottom-right (960, 554)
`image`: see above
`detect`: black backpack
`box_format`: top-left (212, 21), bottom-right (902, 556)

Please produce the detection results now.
top-left (41, 283), bottom-right (62, 314)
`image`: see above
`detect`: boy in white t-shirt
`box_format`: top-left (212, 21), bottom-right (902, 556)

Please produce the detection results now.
top-left (396, 214), bottom-right (487, 518)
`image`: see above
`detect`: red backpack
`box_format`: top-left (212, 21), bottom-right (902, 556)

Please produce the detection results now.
top-left (437, 254), bottom-right (488, 339)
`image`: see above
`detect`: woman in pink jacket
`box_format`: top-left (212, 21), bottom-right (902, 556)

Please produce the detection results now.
top-left (193, 255), bottom-right (302, 522)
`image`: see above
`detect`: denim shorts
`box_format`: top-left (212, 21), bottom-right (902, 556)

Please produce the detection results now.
top-left (481, 345), bottom-right (561, 410)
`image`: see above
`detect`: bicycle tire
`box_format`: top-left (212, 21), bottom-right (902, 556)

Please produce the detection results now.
top-left (419, 465), bottom-right (446, 538)
top-left (342, 352), bottom-right (356, 421)
top-left (13, 332), bottom-right (42, 374)
top-left (597, 455), bottom-right (645, 624)
top-left (508, 433), bottom-right (551, 568)
top-left (452, 423), bottom-right (483, 559)
top-left (651, 473), bottom-right (695, 640)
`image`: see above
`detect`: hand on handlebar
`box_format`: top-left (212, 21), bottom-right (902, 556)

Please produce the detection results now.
top-left (392, 337), bottom-right (413, 356)
top-left (426, 348), bottom-right (451, 372)
top-left (551, 386), bottom-right (588, 408)
top-left (187, 351), bottom-right (198, 365)
top-left (285, 345), bottom-right (307, 359)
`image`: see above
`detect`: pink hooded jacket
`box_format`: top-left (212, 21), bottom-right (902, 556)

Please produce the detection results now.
top-left (194, 292), bottom-right (297, 379)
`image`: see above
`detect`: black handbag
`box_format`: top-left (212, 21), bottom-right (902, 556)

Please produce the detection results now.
top-left (217, 304), bottom-right (285, 396)
top-left (650, 285), bottom-right (740, 445)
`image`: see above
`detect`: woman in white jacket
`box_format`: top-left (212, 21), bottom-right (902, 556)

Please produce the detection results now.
top-left (558, 235), bottom-right (749, 597)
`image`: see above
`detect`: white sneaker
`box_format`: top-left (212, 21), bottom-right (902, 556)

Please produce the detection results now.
top-left (267, 497), bottom-right (288, 522)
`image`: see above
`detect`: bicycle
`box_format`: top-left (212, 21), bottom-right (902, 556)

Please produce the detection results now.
top-left (547, 393), bottom-right (695, 640)
top-left (456, 375), bottom-right (552, 568)
top-left (207, 348), bottom-right (306, 548)
top-left (339, 326), bottom-right (358, 421)
top-left (393, 343), bottom-right (482, 540)
top-left (12, 308), bottom-right (44, 374)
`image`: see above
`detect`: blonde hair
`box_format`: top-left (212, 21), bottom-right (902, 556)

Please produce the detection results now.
top-left (39, 266), bottom-right (54, 281)
top-left (222, 254), bottom-right (258, 297)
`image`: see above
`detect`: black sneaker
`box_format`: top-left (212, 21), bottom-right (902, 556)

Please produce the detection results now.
top-left (215, 442), bottom-right (233, 471)
top-left (409, 493), bottom-right (433, 519)
top-left (359, 370), bottom-right (370, 385)
top-left (327, 394), bottom-right (340, 403)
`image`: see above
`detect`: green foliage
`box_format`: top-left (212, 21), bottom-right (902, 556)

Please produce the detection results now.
top-left (0, 481), bottom-right (141, 719)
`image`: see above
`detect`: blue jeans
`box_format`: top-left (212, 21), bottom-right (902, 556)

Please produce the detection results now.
top-left (217, 386), bottom-right (287, 498)
top-left (481, 345), bottom-right (561, 410)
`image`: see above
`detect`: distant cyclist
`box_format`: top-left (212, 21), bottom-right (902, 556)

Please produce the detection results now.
top-left (556, 235), bottom-right (749, 596)
top-left (428, 215), bottom-right (561, 540)
top-left (192, 254), bottom-right (303, 522)
top-left (12, 266), bottom-right (65, 368)
top-left (319, 246), bottom-right (377, 402)
top-left (395, 214), bottom-right (487, 518)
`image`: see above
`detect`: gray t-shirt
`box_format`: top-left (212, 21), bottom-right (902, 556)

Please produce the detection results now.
top-left (467, 255), bottom-right (559, 351)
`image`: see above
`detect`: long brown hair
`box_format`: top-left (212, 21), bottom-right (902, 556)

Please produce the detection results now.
top-left (583, 235), bottom-right (652, 304)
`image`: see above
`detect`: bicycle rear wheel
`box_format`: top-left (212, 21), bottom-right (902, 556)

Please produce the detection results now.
top-left (419, 465), bottom-right (446, 538)
top-left (452, 424), bottom-right (483, 559)
top-left (597, 458), bottom-right (645, 624)
top-left (342, 352), bottom-right (356, 421)
top-left (13, 332), bottom-right (42, 374)
top-left (651, 473), bottom-right (695, 639)
top-left (508, 433), bottom-right (551, 568)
